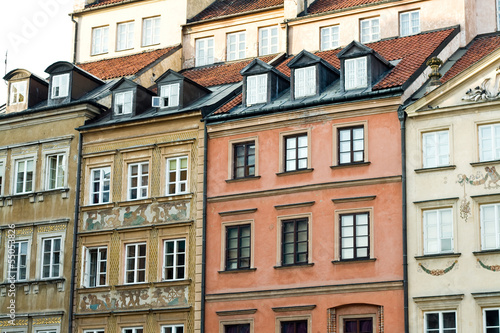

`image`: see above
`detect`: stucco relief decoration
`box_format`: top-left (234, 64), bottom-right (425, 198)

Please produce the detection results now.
top-left (0, 319), bottom-right (28, 327)
top-left (418, 260), bottom-right (458, 276)
top-left (78, 286), bottom-right (188, 312)
top-left (82, 201), bottom-right (190, 231)
top-left (462, 68), bottom-right (500, 102)
top-left (456, 166), bottom-right (500, 221)
top-left (477, 258), bottom-right (500, 272)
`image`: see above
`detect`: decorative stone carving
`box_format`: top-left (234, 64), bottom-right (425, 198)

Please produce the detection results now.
top-left (462, 69), bottom-right (500, 102)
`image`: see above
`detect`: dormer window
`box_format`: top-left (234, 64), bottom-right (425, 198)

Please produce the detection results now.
top-left (114, 91), bottom-right (133, 115)
top-left (345, 57), bottom-right (367, 90)
top-left (52, 74), bottom-right (69, 98)
top-left (294, 66), bottom-right (316, 98)
top-left (246, 74), bottom-right (267, 105)
top-left (10, 81), bottom-right (27, 105)
top-left (160, 83), bottom-right (180, 107)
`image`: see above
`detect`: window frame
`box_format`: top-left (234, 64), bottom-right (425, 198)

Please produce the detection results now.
top-left (400, 10), bottom-right (420, 37)
top-left (344, 57), bottom-right (367, 90)
top-left (227, 31), bottom-right (246, 61)
top-left (122, 328), bottom-right (143, 333)
top-left (294, 66), bottom-right (317, 98)
top-left (195, 37), bottom-right (215, 67)
top-left (246, 74), bottom-right (267, 106)
top-left (478, 123), bottom-right (500, 162)
top-left (127, 161), bottom-right (149, 200)
top-left (283, 133), bottom-right (309, 172)
top-left (161, 325), bottom-right (184, 333)
top-left (225, 224), bottom-right (251, 271)
top-left (83, 330), bottom-right (105, 333)
top-left (484, 308), bottom-right (500, 332)
top-left (162, 238), bottom-right (186, 281)
top-left (142, 16), bottom-right (160, 47)
top-left (114, 91), bottom-right (133, 115)
top-left (41, 236), bottom-right (62, 279)
top-left (117, 21), bottom-right (135, 51)
top-left (360, 17), bottom-right (380, 43)
top-left (339, 212), bottom-right (370, 261)
top-left (124, 243), bottom-right (147, 284)
top-left (91, 26), bottom-right (109, 55)
top-left (160, 83), bottom-right (180, 108)
top-left (424, 311), bottom-right (457, 333)
top-left (337, 125), bottom-right (365, 165)
top-left (0, 159), bottom-right (5, 196)
top-left (45, 153), bottom-right (67, 190)
top-left (320, 25), bottom-right (340, 51)
top-left (89, 166), bottom-right (111, 205)
top-left (9, 81), bottom-right (27, 105)
top-left (9, 240), bottom-right (30, 282)
top-left (497, 0), bottom-right (500, 31)
top-left (165, 156), bottom-right (189, 196)
top-left (421, 129), bottom-right (450, 168)
top-left (423, 208), bottom-right (454, 255)
top-left (82, 246), bottom-right (108, 288)
top-left (51, 73), bottom-right (70, 99)
top-left (232, 141), bottom-right (256, 179)
top-left (280, 217), bottom-right (309, 266)
top-left (258, 25), bottom-right (279, 56)
top-left (275, 316), bottom-right (311, 333)
top-left (480, 203), bottom-right (500, 250)
top-left (14, 157), bottom-right (35, 195)
top-left (334, 207), bottom-right (374, 261)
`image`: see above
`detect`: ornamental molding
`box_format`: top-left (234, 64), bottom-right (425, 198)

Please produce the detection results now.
top-left (477, 258), bottom-right (500, 272)
top-left (418, 260), bottom-right (458, 276)
top-left (462, 69), bottom-right (500, 102)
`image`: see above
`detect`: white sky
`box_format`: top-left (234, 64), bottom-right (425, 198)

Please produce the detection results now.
top-left (0, 0), bottom-right (75, 105)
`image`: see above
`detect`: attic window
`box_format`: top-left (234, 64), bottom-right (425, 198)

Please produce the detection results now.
top-left (10, 81), bottom-right (27, 105)
top-left (246, 74), bottom-right (267, 105)
top-left (294, 66), bottom-right (316, 98)
top-left (114, 91), bottom-right (133, 115)
top-left (345, 57), bottom-right (367, 90)
top-left (160, 83), bottom-right (180, 107)
top-left (52, 74), bottom-right (69, 98)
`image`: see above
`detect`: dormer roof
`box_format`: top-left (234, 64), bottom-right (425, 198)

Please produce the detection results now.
top-left (155, 69), bottom-right (211, 93)
top-left (3, 68), bottom-right (48, 85)
top-left (287, 50), bottom-right (339, 74)
top-left (337, 40), bottom-right (391, 67)
top-left (188, 0), bottom-right (284, 23)
top-left (45, 61), bottom-right (104, 85)
top-left (241, 58), bottom-right (289, 81)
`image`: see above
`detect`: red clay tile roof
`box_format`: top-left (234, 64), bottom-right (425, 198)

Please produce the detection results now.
top-left (189, 0), bottom-right (283, 23)
top-left (214, 93), bottom-right (242, 114)
top-left (307, 0), bottom-right (394, 14)
top-left (77, 46), bottom-right (179, 80)
top-left (276, 28), bottom-right (456, 90)
top-left (84, 0), bottom-right (129, 9)
top-left (441, 34), bottom-right (500, 83)
top-left (181, 55), bottom-right (277, 87)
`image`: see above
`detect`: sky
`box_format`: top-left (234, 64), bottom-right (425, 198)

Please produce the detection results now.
top-left (0, 0), bottom-right (75, 105)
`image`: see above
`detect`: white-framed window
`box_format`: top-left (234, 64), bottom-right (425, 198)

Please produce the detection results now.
top-left (162, 325), bottom-right (184, 333)
top-left (128, 162), bottom-right (148, 200)
top-left (83, 246), bottom-right (107, 287)
top-left (142, 16), bottom-right (160, 46)
top-left (163, 239), bottom-right (186, 281)
top-left (422, 131), bottom-right (449, 168)
top-left (479, 123), bottom-right (500, 162)
top-left (423, 208), bottom-right (453, 255)
top-left (117, 21), bottom-right (134, 51)
top-left (51, 73), bottom-right (70, 99)
top-left (114, 91), bottom-right (133, 115)
top-left (123, 328), bottom-right (143, 333)
top-left (345, 57), bottom-right (367, 90)
top-left (424, 311), bottom-right (456, 332)
top-left (91, 26), bottom-right (109, 55)
top-left (166, 156), bottom-right (188, 195)
top-left (246, 74), bottom-right (267, 106)
top-left (294, 66), bottom-right (316, 98)
top-left (125, 243), bottom-right (146, 284)
top-left (400, 10), bottom-right (420, 37)
top-left (41, 237), bottom-right (62, 278)
top-left (484, 308), bottom-right (500, 332)
top-left (15, 158), bottom-right (34, 194)
top-left (195, 37), bottom-right (214, 67)
top-left (9, 241), bottom-right (29, 281)
top-left (227, 31), bottom-right (246, 61)
top-left (84, 330), bottom-right (104, 333)
top-left (284, 133), bottom-right (308, 172)
top-left (480, 203), bottom-right (500, 250)
top-left (360, 17), bottom-right (380, 43)
top-left (46, 153), bottom-right (66, 190)
top-left (90, 167), bottom-right (111, 205)
top-left (9, 81), bottom-right (27, 105)
top-left (0, 160), bottom-right (4, 196)
top-left (259, 26), bottom-right (278, 56)
top-left (160, 83), bottom-right (180, 107)
top-left (321, 25), bottom-right (340, 51)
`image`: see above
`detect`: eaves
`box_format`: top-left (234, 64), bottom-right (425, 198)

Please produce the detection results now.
top-left (184, 5), bottom-right (284, 27)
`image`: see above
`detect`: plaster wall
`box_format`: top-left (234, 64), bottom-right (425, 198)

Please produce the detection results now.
top-left (182, 9), bottom-right (285, 69)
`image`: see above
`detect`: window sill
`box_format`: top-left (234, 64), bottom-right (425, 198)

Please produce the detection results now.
top-left (331, 258), bottom-right (376, 264)
top-left (81, 202), bottom-right (114, 211)
top-left (154, 279), bottom-right (191, 288)
top-left (414, 165), bottom-right (456, 173)
top-left (77, 285), bottom-right (111, 292)
top-left (115, 279), bottom-right (191, 290)
top-left (156, 193), bottom-right (193, 202)
top-left (115, 282), bottom-right (151, 290)
top-left (473, 249), bottom-right (500, 256)
top-left (218, 268), bottom-right (256, 274)
top-left (0, 278), bottom-right (65, 295)
top-left (274, 263), bottom-right (314, 269)
top-left (117, 198), bottom-right (153, 207)
top-left (470, 160), bottom-right (500, 167)
top-left (414, 252), bottom-right (461, 260)
top-left (142, 42), bottom-right (160, 48)
top-left (276, 168), bottom-right (314, 176)
top-left (91, 52), bottom-right (108, 57)
top-left (116, 47), bottom-right (134, 52)
top-left (330, 162), bottom-right (370, 169)
top-left (225, 176), bottom-right (261, 183)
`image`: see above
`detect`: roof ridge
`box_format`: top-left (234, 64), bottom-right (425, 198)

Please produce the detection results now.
top-left (76, 45), bottom-right (180, 65)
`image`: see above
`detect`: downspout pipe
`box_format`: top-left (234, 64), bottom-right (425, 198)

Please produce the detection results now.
top-left (69, 132), bottom-right (83, 333)
top-left (71, 14), bottom-right (78, 64)
top-left (200, 123), bottom-right (208, 333)
top-left (398, 106), bottom-right (409, 333)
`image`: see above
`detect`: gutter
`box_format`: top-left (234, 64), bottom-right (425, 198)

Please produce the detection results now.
top-left (201, 124), bottom-right (208, 333)
top-left (68, 132), bottom-right (83, 333)
top-left (398, 106), bottom-right (409, 333)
